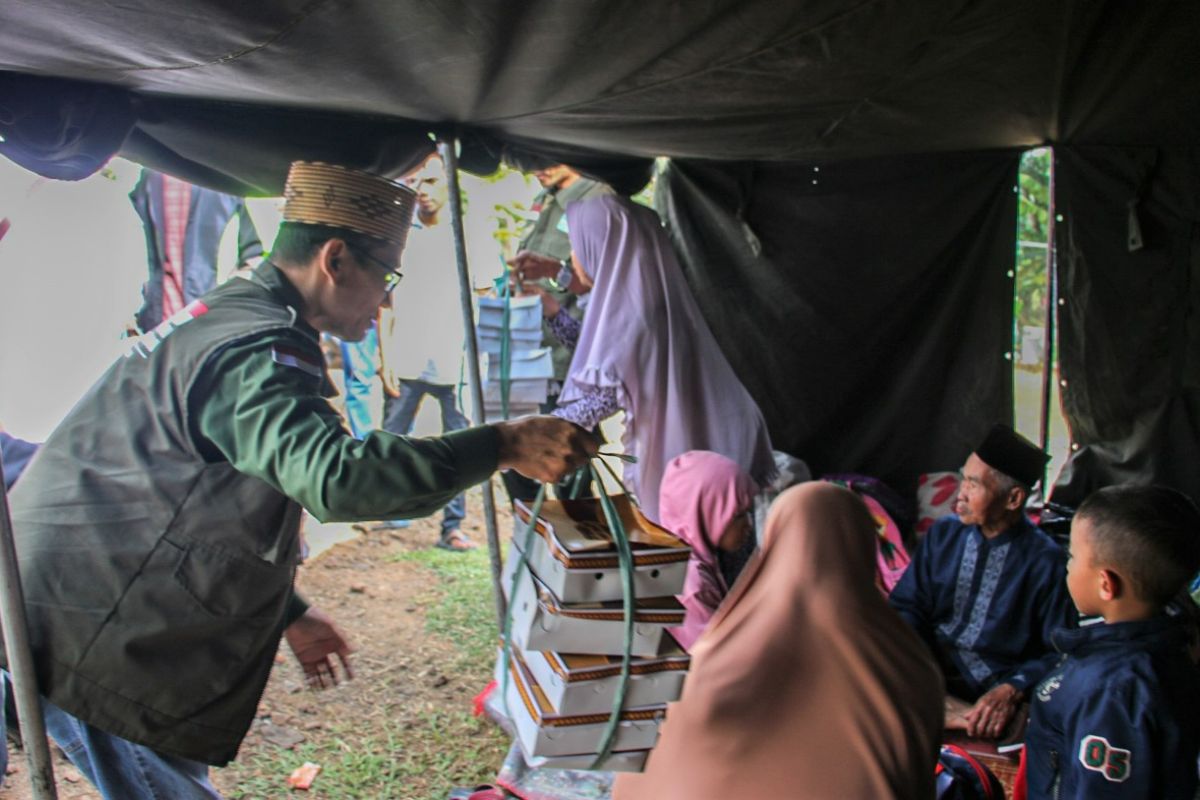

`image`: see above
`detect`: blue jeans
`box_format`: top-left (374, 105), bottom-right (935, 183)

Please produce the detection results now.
top-left (1, 672), bottom-right (219, 799)
top-left (338, 327), bottom-right (379, 439)
top-left (382, 379), bottom-right (468, 536)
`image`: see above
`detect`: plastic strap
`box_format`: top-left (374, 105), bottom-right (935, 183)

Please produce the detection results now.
top-left (499, 483), bottom-right (547, 723)
top-left (499, 262), bottom-right (512, 420)
top-left (498, 458), bottom-right (638, 770)
top-left (588, 461), bottom-right (636, 768)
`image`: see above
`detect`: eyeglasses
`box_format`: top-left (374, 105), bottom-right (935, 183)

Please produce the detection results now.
top-left (349, 245), bottom-right (403, 292)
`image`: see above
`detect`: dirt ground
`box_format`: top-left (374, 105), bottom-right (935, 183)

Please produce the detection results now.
top-left (2, 489), bottom-right (513, 800)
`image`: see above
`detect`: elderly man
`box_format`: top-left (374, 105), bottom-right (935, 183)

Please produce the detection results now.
top-left (889, 424), bottom-right (1076, 739)
top-left (2, 161), bottom-right (595, 799)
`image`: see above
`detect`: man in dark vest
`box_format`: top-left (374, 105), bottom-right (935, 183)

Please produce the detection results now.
top-left (3, 161), bottom-right (595, 799)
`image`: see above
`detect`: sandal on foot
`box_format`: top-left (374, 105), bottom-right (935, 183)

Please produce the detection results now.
top-left (436, 530), bottom-right (477, 551)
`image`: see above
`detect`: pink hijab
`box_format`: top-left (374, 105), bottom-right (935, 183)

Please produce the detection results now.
top-left (560, 194), bottom-right (775, 522)
top-left (659, 451), bottom-right (757, 651)
top-left (615, 483), bottom-right (944, 800)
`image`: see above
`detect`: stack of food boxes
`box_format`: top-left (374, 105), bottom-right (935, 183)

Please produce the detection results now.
top-left (476, 295), bottom-right (551, 421)
top-left (497, 494), bottom-right (693, 772)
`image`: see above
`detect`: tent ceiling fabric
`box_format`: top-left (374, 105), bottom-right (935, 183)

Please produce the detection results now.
top-left (2, 0), bottom-right (1200, 503)
top-left (2, 0), bottom-right (1198, 190)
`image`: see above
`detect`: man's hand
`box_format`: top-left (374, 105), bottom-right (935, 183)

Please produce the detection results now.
top-left (495, 416), bottom-right (598, 484)
top-left (507, 250), bottom-right (560, 282)
top-left (964, 682), bottom-right (1021, 738)
top-left (284, 606), bottom-right (355, 690)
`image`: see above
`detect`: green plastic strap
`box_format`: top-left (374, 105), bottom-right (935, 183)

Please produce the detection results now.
top-left (500, 483), bottom-right (547, 724)
top-left (498, 458), bottom-right (638, 771)
top-left (588, 461), bottom-right (636, 769)
top-left (499, 266), bottom-right (512, 420)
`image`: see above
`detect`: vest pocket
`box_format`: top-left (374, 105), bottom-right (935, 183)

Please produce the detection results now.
top-left (171, 536), bottom-right (292, 620)
top-left (75, 536), bottom-right (293, 720)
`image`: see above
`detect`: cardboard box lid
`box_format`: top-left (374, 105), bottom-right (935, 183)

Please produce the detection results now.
top-left (543, 633), bottom-right (690, 683)
top-left (535, 578), bottom-right (686, 625)
top-left (508, 647), bottom-right (668, 728)
top-left (513, 496), bottom-right (691, 569)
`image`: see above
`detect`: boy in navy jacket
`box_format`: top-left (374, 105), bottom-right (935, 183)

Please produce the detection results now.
top-left (1024, 485), bottom-right (1200, 799)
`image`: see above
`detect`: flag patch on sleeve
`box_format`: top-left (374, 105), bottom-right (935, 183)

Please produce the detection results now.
top-left (271, 344), bottom-right (324, 378)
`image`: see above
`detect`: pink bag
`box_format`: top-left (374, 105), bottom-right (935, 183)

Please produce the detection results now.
top-left (858, 493), bottom-right (911, 594)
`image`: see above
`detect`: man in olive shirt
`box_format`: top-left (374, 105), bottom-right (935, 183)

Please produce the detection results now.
top-left (512, 164), bottom-right (612, 385)
top-left (4, 162), bottom-right (595, 799)
top-left (501, 165), bottom-right (611, 502)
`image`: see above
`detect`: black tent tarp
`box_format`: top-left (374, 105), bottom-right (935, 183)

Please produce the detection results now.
top-left (659, 152), bottom-right (1020, 496)
top-left (2, 0), bottom-right (1200, 500)
top-left (1053, 146), bottom-right (1200, 506)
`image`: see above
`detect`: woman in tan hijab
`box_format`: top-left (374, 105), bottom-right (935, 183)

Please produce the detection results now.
top-left (615, 482), bottom-right (943, 800)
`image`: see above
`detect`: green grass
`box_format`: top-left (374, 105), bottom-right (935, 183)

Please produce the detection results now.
top-left (226, 711), bottom-right (505, 799)
top-left (221, 546), bottom-right (510, 799)
top-left (391, 545), bottom-right (506, 670)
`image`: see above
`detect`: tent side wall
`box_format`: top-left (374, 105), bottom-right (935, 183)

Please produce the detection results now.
top-left (659, 152), bottom-right (1021, 496)
top-left (1052, 145), bottom-right (1200, 506)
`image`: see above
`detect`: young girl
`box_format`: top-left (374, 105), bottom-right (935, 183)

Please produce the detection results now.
top-left (659, 450), bottom-right (758, 651)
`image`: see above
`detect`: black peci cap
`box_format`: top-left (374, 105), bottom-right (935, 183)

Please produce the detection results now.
top-left (974, 424), bottom-right (1049, 488)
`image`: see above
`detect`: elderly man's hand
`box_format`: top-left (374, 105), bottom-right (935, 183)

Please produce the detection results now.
top-left (495, 416), bottom-right (598, 484)
top-left (507, 250), bottom-right (560, 281)
top-left (964, 682), bottom-right (1021, 738)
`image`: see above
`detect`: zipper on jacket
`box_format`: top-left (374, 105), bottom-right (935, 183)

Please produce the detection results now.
top-left (1049, 749), bottom-right (1061, 800)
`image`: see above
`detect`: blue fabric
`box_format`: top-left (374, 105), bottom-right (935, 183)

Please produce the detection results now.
top-left (1024, 614), bottom-right (1200, 799)
top-left (382, 379), bottom-right (467, 534)
top-left (1, 432), bottom-right (38, 490)
top-left (1, 672), bottom-right (220, 798)
top-left (889, 515), bottom-right (1076, 698)
top-left (129, 169), bottom-right (263, 332)
top-left (338, 327), bottom-right (379, 439)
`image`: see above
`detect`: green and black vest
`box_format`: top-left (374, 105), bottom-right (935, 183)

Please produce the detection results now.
top-left (7, 266), bottom-right (317, 765)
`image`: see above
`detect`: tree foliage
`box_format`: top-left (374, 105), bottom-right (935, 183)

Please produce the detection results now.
top-left (1015, 148), bottom-right (1051, 331)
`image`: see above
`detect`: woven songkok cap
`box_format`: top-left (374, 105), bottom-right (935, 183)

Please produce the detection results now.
top-left (974, 423), bottom-right (1049, 488)
top-left (282, 161), bottom-right (417, 250)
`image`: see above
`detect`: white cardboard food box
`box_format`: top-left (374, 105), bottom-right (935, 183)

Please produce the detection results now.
top-left (499, 646), bottom-right (666, 759)
top-left (522, 636), bottom-right (689, 716)
top-left (477, 328), bottom-right (543, 354)
top-left (502, 544), bottom-right (684, 657)
top-left (482, 347), bottom-right (554, 380)
top-left (477, 295), bottom-right (544, 332)
top-left (483, 377), bottom-right (550, 404)
top-left (511, 497), bottom-right (691, 603)
top-left (483, 402), bottom-right (542, 423)
top-left (518, 747), bottom-right (649, 773)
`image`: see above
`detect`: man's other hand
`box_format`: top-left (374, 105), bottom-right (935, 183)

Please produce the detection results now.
top-left (495, 416), bottom-right (599, 484)
top-left (964, 682), bottom-right (1020, 738)
top-left (284, 606), bottom-right (355, 690)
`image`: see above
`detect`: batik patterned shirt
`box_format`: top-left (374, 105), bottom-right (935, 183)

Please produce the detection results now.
top-left (888, 515), bottom-right (1076, 699)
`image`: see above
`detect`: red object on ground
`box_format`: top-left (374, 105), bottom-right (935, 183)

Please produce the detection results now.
top-left (286, 761), bottom-right (322, 791)
top-left (473, 679), bottom-right (497, 718)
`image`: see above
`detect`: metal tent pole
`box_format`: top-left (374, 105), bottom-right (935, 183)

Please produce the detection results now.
top-left (0, 445), bottom-right (58, 799)
top-left (436, 137), bottom-right (507, 627)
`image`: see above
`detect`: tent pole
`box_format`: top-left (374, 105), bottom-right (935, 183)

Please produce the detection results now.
top-left (436, 137), bottom-right (507, 627)
top-left (0, 446), bottom-right (58, 799)
top-left (1038, 150), bottom-right (1058, 490)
